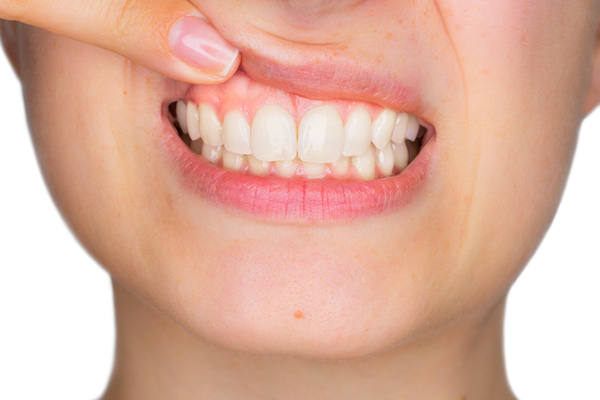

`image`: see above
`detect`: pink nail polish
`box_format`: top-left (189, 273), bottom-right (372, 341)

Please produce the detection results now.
top-left (169, 17), bottom-right (239, 76)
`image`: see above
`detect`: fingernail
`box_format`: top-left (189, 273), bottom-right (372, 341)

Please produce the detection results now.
top-left (169, 16), bottom-right (239, 77)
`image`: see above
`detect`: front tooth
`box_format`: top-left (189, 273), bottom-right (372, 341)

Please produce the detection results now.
top-left (222, 149), bottom-right (245, 171)
top-left (405, 114), bottom-right (420, 142)
top-left (251, 105), bottom-right (297, 162)
top-left (276, 159), bottom-right (298, 178)
top-left (351, 147), bottom-right (376, 180)
top-left (371, 109), bottom-right (397, 150)
top-left (298, 105), bottom-right (344, 163)
top-left (331, 156), bottom-right (350, 176)
top-left (303, 162), bottom-right (326, 179)
top-left (176, 101), bottom-right (188, 135)
top-left (343, 107), bottom-right (372, 157)
top-left (375, 144), bottom-right (394, 177)
top-left (198, 103), bottom-right (223, 146)
top-left (391, 141), bottom-right (409, 171)
top-left (201, 143), bottom-right (222, 164)
top-left (186, 102), bottom-right (201, 141)
top-left (247, 154), bottom-right (270, 176)
top-left (223, 110), bottom-right (252, 154)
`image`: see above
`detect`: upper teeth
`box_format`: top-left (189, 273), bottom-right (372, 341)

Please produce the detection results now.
top-left (175, 100), bottom-right (423, 179)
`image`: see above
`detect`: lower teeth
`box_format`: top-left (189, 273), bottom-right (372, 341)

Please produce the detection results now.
top-left (169, 102), bottom-right (425, 180)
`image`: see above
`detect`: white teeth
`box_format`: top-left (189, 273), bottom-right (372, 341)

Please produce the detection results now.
top-left (391, 142), bottom-right (409, 171)
top-left (177, 101), bottom-right (424, 179)
top-left (222, 149), bottom-right (245, 171)
top-left (247, 154), bottom-right (270, 176)
top-left (276, 159), bottom-right (297, 178)
top-left (251, 105), bottom-right (297, 161)
top-left (176, 100), bottom-right (188, 135)
top-left (371, 109), bottom-right (397, 150)
top-left (375, 144), bottom-right (395, 177)
top-left (343, 107), bottom-right (372, 157)
top-left (331, 156), bottom-right (350, 176)
top-left (351, 147), bottom-right (376, 180)
top-left (391, 113), bottom-right (409, 144)
top-left (223, 110), bottom-right (252, 154)
top-left (198, 104), bottom-right (223, 147)
top-left (303, 162), bottom-right (326, 179)
top-left (298, 105), bottom-right (344, 163)
top-left (405, 114), bottom-right (420, 142)
top-left (186, 102), bottom-right (201, 141)
top-left (201, 143), bottom-right (222, 164)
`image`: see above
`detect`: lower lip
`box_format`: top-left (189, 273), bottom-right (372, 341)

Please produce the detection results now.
top-left (161, 118), bottom-right (435, 223)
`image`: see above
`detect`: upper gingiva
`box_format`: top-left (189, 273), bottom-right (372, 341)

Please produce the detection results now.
top-left (173, 99), bottom-right (426, 180)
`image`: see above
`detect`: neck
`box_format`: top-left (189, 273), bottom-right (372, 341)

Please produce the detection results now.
top-left (103, 281), bottom-right (515, 400)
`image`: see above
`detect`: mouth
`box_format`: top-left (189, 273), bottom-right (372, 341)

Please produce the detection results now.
top-left (163, 71), bottom-right (436, 222)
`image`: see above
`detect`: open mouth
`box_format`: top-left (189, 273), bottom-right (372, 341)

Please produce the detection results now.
top-left (164, 72), bottom-right (435, 222)
top-left (168, 73), bottom-right (433, 181)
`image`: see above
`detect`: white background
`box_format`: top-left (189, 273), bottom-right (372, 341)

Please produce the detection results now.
top-left (0, 46), bottom-right (599, 399)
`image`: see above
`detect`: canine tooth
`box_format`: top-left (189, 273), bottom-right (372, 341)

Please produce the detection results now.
top-left (276, 159), bottom-right (297, 178)
top-left (223, 110), bottom-right (251, 154)
top-left (201, 143), bottom-right (222, 164)
top-left (375, 144), bottom-right (395, 177)
top-left (176, 101), bottom-right (188, 134)
top-left (190, 139), bottom-right (203, 155)
top-left (186, 102), bottom-right (201, 141)
top-left (405, 114), bottom-right (420, 142)
top-left (352, 147), bottom-right (376, 180)
top-left (391, 113), bottom-right (409, 144)
top-left (303, 162), bottom-right (326, 179)
top-left (343, 107), bottom-right (372, 157)
top-left (222, 149), bottom-right (245, 171)
top-left (298, 105), bottom-right (344, 163)
top-left (247, 154), bottom-right (270, 176)
top-left (199, 103), bottom-right (223, 146)
top-left (331, 156), bottom-right (350, 176)
top-left (251, 105), bottom-right (297, 162)
top-left (391, 141), bottom-right (409, 171)
top-left (371, 109), bottom-right (397, 150)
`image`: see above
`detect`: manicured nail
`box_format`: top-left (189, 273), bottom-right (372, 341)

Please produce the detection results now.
top-left (169, 16), bottom-right (239, 77)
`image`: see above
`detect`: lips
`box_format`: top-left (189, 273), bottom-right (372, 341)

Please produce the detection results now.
top-left (161, 49), bottom-right (436, 222)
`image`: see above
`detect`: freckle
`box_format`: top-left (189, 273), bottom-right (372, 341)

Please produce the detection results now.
top-left (293, 310), bottom-right (304, 319)
top-left (385, 32), bottom-right (392, 40)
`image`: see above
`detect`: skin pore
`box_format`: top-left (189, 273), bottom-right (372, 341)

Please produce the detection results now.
top-left (3, 0), bottom-right (600, 399)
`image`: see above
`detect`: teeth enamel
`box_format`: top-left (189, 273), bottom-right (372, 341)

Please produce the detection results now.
top-left (298, 105), bottom-right (344, 163)
top-left (251, 105), bottom-right (297, 161)
top-left (176, 101), bottom-right (188, 135)
top-left (222, 149), bottom-right (245, 171)
top-left (303, 162), bottom-right (326, 179)
top-left (371, 109), bottom-right (397, 150)
top-left (276, 159), bottom-right (298, 178)
top-left (351, 147), bottom-right (376, 180)
top-left (176, 101), bottom-right (425, 180)
top-left (391, 141), bottom-right (409, 171)
top-left (198, 104), bottom-right (223, 147)
top-left (186, 102), bottom-right (201, 141)
top-left (223, 110), bottom-right (252, 154)
top-left (201, 143), bottom-right (222, 164)
top-left (343, 107), bottom-right (372, 157)
top-left (331, 156), bottom-right (350, 176)
top-left (375, 144), bottom-right (395, 177)
top-left (405, 114), bottom-right (420, 142)
top-left (247, 154), bottom-right (270, 176)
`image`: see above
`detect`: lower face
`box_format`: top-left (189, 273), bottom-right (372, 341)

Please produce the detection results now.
top-left (18, 1), bottom-right (594, 359)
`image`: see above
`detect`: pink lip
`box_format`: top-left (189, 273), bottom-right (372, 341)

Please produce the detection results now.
top-left (161, 120), bottom-right (435, 223)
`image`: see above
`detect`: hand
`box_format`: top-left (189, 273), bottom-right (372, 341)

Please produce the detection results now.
top-left (0, 0), bottom-right (240, 84)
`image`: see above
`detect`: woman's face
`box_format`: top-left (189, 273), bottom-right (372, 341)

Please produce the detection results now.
top-left (12, 0), bottom-right (599, 359)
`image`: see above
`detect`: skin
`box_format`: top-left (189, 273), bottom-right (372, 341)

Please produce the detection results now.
top-left (3, 0), bottom-right (600, 398)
